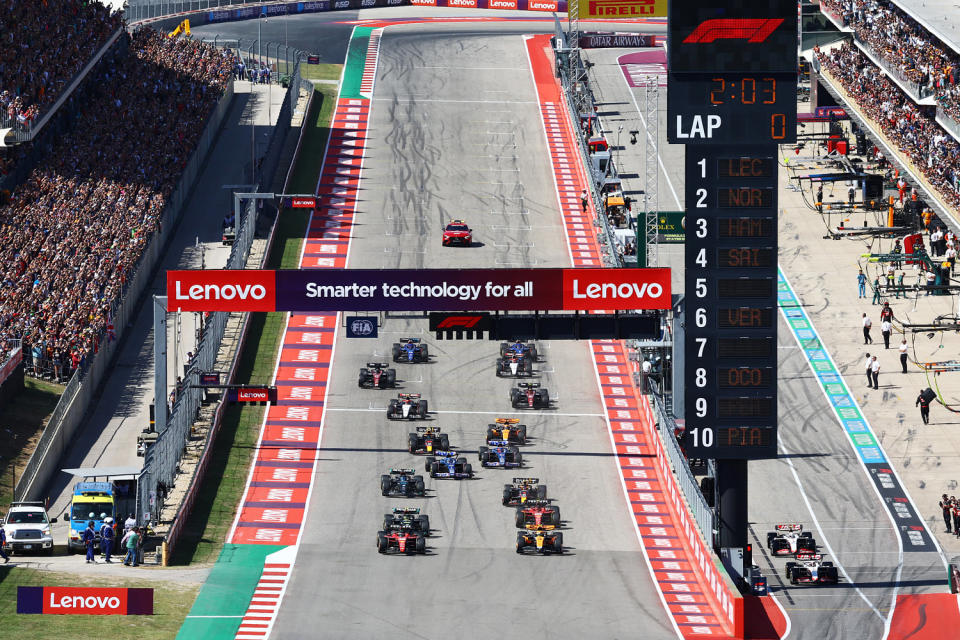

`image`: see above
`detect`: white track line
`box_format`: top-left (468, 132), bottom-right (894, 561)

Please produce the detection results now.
top-left (324, 408), bottom-right (604, 417)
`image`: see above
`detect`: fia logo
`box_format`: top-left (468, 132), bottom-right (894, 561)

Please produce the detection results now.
top-left (348, 317), bottom-right (377, 338)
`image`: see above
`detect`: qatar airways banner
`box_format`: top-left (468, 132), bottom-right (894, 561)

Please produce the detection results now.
top-left (18, 587), bottom-right (154, 615)
top-left (166, 269), bottom-right (671, 312)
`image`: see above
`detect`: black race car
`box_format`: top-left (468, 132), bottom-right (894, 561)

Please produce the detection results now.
top-left (785, 554), bottom-right (839, 585)
top-left (408, 427), bottom-right (450, 454)
top-left (380, 468), bottom-right (426, 497)
top-left (767, 524), bottom-right (817, 557)
top-left (487, 418), bottom-right (527, 445)
top-left (500, 340), bottom-right (539, 361)
top-left (387, 393), bottom-right (429, 420)
top-left (392, 338), bottom-right (429, 363)
top-left (502, 478), bottom-right (546, 506)
top-left (510, 382), bottom-right (550, 409)
top-left (478, 441), bottom-right (523, 469)
top-left (516, 525), bottom-right (562, 555)
top-left (377, 524), bottom-right (426, 555)
top-left (515, 500), bottom-right (560, 528)
top-left (495, 353), bottom-right (533, 377)
top-left (358, 362), bottom-right (396, 389)
top-left (383, 507), bottom-right (430, 534)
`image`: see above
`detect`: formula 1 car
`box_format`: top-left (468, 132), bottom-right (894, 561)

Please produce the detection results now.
top-left (380, 469), bottom-right (426, 497)
top-left (383, 507), bottom-right (430, 534)
top-left (516, 524), bottom-right (563, 555)
top-left (767, 524), bottom-right (817, 556)
top-left (392, 338), bottom-right (429, 363)
top-left (487, 418), bottom-right (527, 445)
top-left (478, 441), bottom-right (523, 469)
top-left (502, 478), bottom-right (547, 506)
top-left (509, 383), bottom-right (550, 409)
top-left (500, 339), bottom-right (539, 361)
top-left (377, 525), bottom-right (426, 555)
top-left (358, 362), bottom-right (396, 389)
top-left (784, 554), bottom-right (839, 585)
top-left (408, 427), bottom-right (450, 454)
top-left (441, 219), bottom-right (473, 246)
top-left (425, 451), bottom-right (474, 479)
top-left (387, 393), bottom-right (429, 420)
top-left (515, 500), bottom-right (561, 528)
top-left (495, 352), bottom-right (533, 377)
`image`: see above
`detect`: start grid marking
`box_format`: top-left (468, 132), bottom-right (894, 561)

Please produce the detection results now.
top-left (527, 32), bottom-right (731, 638)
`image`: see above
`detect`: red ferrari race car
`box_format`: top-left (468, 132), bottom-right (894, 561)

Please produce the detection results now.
top-left (515, 500), bottom-right (560, 527)
top-left (785, 554), bottom-right (839, 585)
top-left (377, 524), bottom-right (426, 555)
top-left (441, 219), bottom-right (473, 246)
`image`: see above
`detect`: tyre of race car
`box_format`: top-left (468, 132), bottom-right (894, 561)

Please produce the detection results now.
top-left (464, 463), bottom-right (473, 477)
top-left (500, 342), bottom-right (509, 357)
top-left (408, 434), bottom-right (418, 453)
top-left (800, 532), bottom-right (813, 539)
top-left (439, 434), bottom-right (449, 450)
top-left (418, 514), bottom-right (430, 533)
top-left (823, 566), bottom-right (839, 582)
top-left (503, 487), bottom-right (513, 505)
top-left (425, 457), bottom-right (436, 472)
top-left (417, 400), bottom-right (428, 416)
top-left (515, 508), bottom-right (525, 528)
top-left (456, 456), bottom-right (468, 466)
top-left (516, 532), bottom-right (525, 553)
top-left (383, 515), bottom-right (395, 530)
top-left (416, 535), bottom-right (426, 554)
top-left (541, 390), bottom-right (550, 407)
top-left (414, 479), bottom-right (425, 495)
top-left (552, 508), bottom-right (562, 526)
top-left (486, 427), bottom-right (497, 441)
top-left (784, 562), bottom-right (796, 579)
top-left (392, 344), bottom-right (401, 362)
top-left (518, 425), bottom-right (527, 444)
top-left (385, 370), bottom-right (397, 387)
top-left (380, 475), bottom-right (392, 496)
top-left (377, 532), bottom-right (388, 553)
top-left (495, 360), bottom-right (504, 377)
top-left (789, 570), bottom-right (798, 585)
top-left (552, 532), bottom-right (563, 553)
top-left (421, 345), bottom-right (429, 361)
top-left (766, 532), bottom-right (776, 549)
top-left (514, 451), bottom-right (523, 466)
top-left (358, 377), bottom-right (365, 388)
top-left (537, 485), bottom-right (547, 500)
top-left (797, 538), bottom-right (816, 553)
top-left (478, 446), bottom-right (488, 462)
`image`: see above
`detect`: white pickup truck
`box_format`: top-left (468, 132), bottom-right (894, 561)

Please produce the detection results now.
top-left (2, 501), bottom-right (56, 555)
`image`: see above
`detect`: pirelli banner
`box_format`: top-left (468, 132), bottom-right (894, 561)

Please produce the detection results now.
top-left (166, 268), bottom-right (672, 312)
top-left (579, 0), bottom-right (666, 19)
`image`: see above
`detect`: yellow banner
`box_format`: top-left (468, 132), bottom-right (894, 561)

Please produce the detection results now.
top-left (578, 0), bottom-right (666, 19)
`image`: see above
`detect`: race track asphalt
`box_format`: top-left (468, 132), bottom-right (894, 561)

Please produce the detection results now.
top-left (267, 24), bottom-right (678, 640)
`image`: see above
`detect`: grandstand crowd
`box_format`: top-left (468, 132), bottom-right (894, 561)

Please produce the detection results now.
top-left (820, 0), bottom-right (960, 120)
top-left (0, 14), bottom-right (234, 381)
top-left (817, 43), bottom-right (960, 210)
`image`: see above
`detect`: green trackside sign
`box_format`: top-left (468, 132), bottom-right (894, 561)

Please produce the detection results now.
top-left (656, 212), bottom-right (685, 243)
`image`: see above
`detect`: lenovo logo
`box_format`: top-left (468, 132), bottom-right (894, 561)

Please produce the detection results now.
top-left (237, 389), bottom-right (269, 402)
top-left (18, 586), bottom-right (154, 615)
top-left (333, 0), bottom-right (349, 7)
top-left (683, 18), bottom-right (784, 44)
top-left (167, 270), bottom-right (276, 312)
top-left (561, 269), bottom-right (671, 311)
top-left (448, 0), bottom-right (477, 6)
top-left (529, 0), bottom-right (557, 8)
top-left (490, 0), bottom-right (517, 7)
top-left (361, 0), bottom-right (375, 6)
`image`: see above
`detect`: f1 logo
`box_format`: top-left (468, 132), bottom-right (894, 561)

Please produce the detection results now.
top-left (428, 312), bottom-right (492, 335)
top-left (683, 18), bottom-right (784, 44)
top-left (436, 316), bottom-right (483, 329)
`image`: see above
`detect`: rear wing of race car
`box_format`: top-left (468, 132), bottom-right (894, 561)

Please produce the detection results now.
top-left (523, 499), bottom-right (550, 507)
top-left (495, 418), bottom-right (521, 425)
top-left (398, 393), bottom-right (422, 399)
top-left (795, 553), bottom-right (822, 562)
top-left (487, 440), bottom-right (511, 447)
top-left (517, 382), bottom-right (541, 389)
top-left (776, 524), bottom-right (803, 532)
top-left (512, 477), bottom-right (539, 485)
top-left (390, 468), bottom-right (416, 474)
top-left (393, 507), bottom-right (421, 514)
top-left (434, 451), bottom-right (458, 457)
top-left (524, 523), bottom-right (556, 532)
top-left (416, 426), bottom-right (441, 433)
top-left (366, 362), bottom-right (389, 368)
top-left (399, 337), bottom-right (421, 343)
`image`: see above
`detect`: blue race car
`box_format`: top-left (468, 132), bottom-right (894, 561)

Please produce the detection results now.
top-left (478, 440), bottom-right (523, 468)
top-left (381, 468), bottom-right (426, 497)
top-left (392, 338), bottom-right (429, 363)
top-left (425, 451), bottom-right (473, 479)
top-left (499, 339), bottom-right (539, 361)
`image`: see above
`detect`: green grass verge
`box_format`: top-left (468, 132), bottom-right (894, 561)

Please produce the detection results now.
top-left (171, 80), bottom-right (340, 566)
top-left (300, 63), bottom-right (343, 83)
top-left (0, 377), bottom-right (64, 508)
top-left (0, 567), bottom-right (198, 638)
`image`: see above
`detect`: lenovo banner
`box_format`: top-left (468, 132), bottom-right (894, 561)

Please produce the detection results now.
top-left (166, 269), bottom-right (671, 312)
top-left (18, 587), bottom-right (154, 615)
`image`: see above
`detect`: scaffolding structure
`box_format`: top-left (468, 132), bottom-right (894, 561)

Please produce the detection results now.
top-left (642, 76), bottom-right (660, 267)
